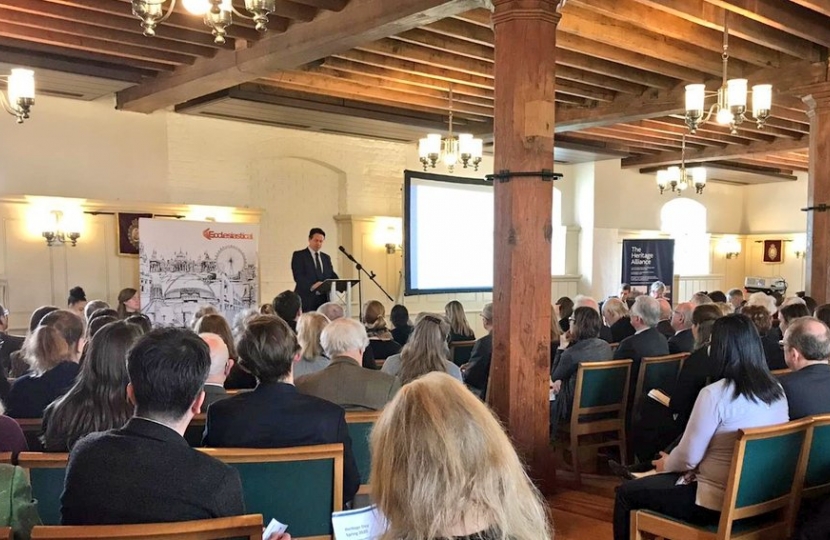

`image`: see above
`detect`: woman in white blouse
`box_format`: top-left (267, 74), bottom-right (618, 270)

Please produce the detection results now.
top-left (613, 314), bottom-right (789, 540)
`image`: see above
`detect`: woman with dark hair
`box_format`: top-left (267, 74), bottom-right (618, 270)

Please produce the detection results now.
top-left (67, 286), bottom-right (87, 316)
top-left (363, 300), bottom-right (402, 361)
top-left (6, 310), bottom-right (84, 418)
top-left (195, 314), bottom-right (256, 390)
top-left (742, 305), bottom-right (786, 370)
top-left (613, 314), bottom-right (788, 540)
top-left (389, 305), bottom-right (414, 346)
top-left (116, 288), bottom-right (140, 319)
top-left (125, 314), bottom-right (152, 335)
top-left (555, 296), bottom-right (574, 332)
top-left (41, 321), bottom-right (141, 452)
top-left (816, 304), bottom-right (830, 328)
top-left (779, 302), bottom-right (811, 336)
top-left (549, 306), bottom-right (613, 438)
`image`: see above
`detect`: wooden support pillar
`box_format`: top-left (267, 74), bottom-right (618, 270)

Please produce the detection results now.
top-left (802, 83), bottom-right (830, 304)
top-left (489, 0), bottom-right (560, 492)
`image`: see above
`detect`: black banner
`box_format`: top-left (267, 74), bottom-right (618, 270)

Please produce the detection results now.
top-left (621, 239), bottom-right (675, 303)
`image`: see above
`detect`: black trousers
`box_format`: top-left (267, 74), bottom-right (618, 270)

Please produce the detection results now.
top-left (613, 473), bottom-right (719, 540)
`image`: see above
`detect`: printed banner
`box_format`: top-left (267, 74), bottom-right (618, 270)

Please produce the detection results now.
top-left (621, 239), bottom-right (676, 303)
top-left (139, 218), bottom-right (260, 327)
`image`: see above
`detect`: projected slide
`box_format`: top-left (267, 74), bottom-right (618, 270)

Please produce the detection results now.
top-left (405, 171), bottom-right (494, 295)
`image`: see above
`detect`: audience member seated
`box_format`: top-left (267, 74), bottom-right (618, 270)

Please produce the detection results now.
top-left (0, 402), bottom-right (27, 454)
top-left (86, 315), bottom-right (118, 342)
top-left (779, 317), bottom-right (830, 420)
top-left (362, 300), bottom-right (401, 361)
top-left (10, 305), bottom-right (58, 378)
top-left (116, 288), bottom-right (140, 319)
top-left (816, 304), bottom-right (830, 328)
top-left (727, 288), bottom-right (744, 311)
top-left (668, 302), bottom-right (695, 354)
top-left (707, 290), bottom-right (727, 304)
top-left (83, 300), bottom-right (109, 322)
top-left (650, 281), bottom-right (666, 299)
top-left (444, 300), bottom-right (475, 343)
top-left (555, 296), bottom-right (574, 332)
top-left (89, 308), bottom-right (119, 324)
top-left (779, 302), bottom-right (811, 335)
top-left (0, 304), bottom-right (24, 375)
top-left (550, 305), bottom-right (563, 350)
top-left (125, 313), bottom-right (152, 334)
top-left (549, 307), bottom-right (613, 439)
top-left (747, 291), bottom-right (779, 321)
top-left (690, 292), bottom-right (713, 306)
top-left (42, 321), bottom-right (141, 452)
top-left (0, 460), bottom-right (40, 538)
top-left (462, 303), bottom-right (493, 399)
top-left (798, 293), bottom-right (818, 314)
top-left (61, 327), bottom-right (244, 525)
top-left (316, 302), bottom-right (378, 370)
top-left (259, 303), bottom-right (275, 315)
top-left (66, 287), bottom-right (87, 317)
top-left (296, 317), bottom-right (400, 410)
top-left (619, 283), bottom-right (632, 303)
top-left (203, 315), bottom-right (359, 504)
top-left (196, 313), bottom-right (256, 391)
top-left (199, 333), bottom-right (233, 410)
top-left (574, 295), bottom-right (613, 343)
top-left (273, 290), bottom-right (302, 333)
top-left (714, 302), bottom-right (734, 316)
top-left (656, 298), bottom-right (674, 338)
top-left (370, 372), bottom-right (551, 540)
top-left (602, 298), bottom-right (635, 343)
top-left (189, 305), bottom-right (219, 329)
top-left (613, 314), bottom-right (789, 540)
top-left (7, 310), bottom-right (83, 419)
top-left (295, 312), bottom-right (331, 378)
top-left (389, 304), bottom-right (414, 346)
top-left (742, 305), bottom-right (786, 370)
top-left (613, 296), bottom-right (669, 407)
top-left (382, 313), bottom-right (462, 384)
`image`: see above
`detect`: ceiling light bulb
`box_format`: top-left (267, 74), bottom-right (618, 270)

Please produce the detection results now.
top-left (183, 0), bottom-right (210, 14)
top-left (716, 108), bottom-right (734, 125)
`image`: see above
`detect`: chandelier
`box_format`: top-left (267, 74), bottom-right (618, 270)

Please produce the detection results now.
top-left (419, 88), bottom-right (483, 174)
top-left (1, 68), bottom-right (35, 124)
top-left (656, 135), bottom-right (706, 195)
top-left (132, 0), bottom-right (277, 44)
top-left (684, 14), bottom-right (772, 135)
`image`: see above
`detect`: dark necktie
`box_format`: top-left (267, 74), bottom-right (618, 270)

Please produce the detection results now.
top-left (315, 252), bottom-right (323, 276)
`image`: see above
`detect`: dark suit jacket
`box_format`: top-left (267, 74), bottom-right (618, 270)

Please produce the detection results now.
top-left (61, 418), bottom-right (244, 525)
top-left (762, 332), bottom-right (787, 370)
top-left (0, 333), bottom-right (24, 373)
top-left (610, 317), bottom-right (636, 343)
top-left (613, 327), bottom-right (670, 407)
top-left (296, 357), bottom-right (400, 411)
top-left (368, 339), bottom-right (401, 361)
top-left (657, 319), bottom-right (674, 339)
top-left (203, 382), bottom-right (360, 503)
top-left (202, 384), bottom-right (230, 410)
top-left (464, 333), bottom-right (493, 397)
top-left (291, 248), bottom-right (338, 312)
top-left (780, 364), bottom-right (830, 420)
top-left (599, 325), bottom-right (614, 343)
top-left (6, 361), bottom-right (79, 419)
top-left (669, 347), bottom-right (719, 429)
top-left (668, 328), bottom-right (695, 354)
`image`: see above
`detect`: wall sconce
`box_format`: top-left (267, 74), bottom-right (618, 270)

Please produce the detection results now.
top-left (42, 210), bottom-right (81, 247)
top-left (719, 236), bottom-right (741, 260)
top-left (793, 234), bottom-right (807, 259)
top-left (1, 68), bottom-right (35, 124)
top-left (382, 225), bottom-right (402, 255)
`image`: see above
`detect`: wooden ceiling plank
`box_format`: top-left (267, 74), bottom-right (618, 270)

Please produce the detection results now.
top-left (358, 38), bottom-right (493, 78)
top-left (632, 0), bottom-right (822, 61)
top-left (589, 125), bottom-right (708, 149)
top-left (732, 158), bottom-right (808, 172)
top-left (570, 130), bottom-right (681, 152)
top-left (422, 17), bottom-right (494, 46)
top-left (393, 29), bottom-right (494, 62)
top-left (0, 21), bottom-right (193, 65)
top-left (0, 45), bottom-right (151, 81)
top-left (621, 136), bottom-right (809, 167)
top-left (567, 0), bottom-right (784, 67)
top-left (790, 0), bottom-right (830, 17)
top-left (663, 114), bottom-right (776, 142)
top-left (555, 64), bottom-right (647, 96)
top-left (705, 0), bottom-right (830, 48)
top-left (555, 49), bottom-right (673, 91)
top-left (554, 81), bottom-right (615, 103)
top-left (116, 0), bottom-right (488, 112)
top-left (271, 0), bottom-right (318, 22)
top-left (290, 0), bottom-right (349, 11)
top-left (0, 6), bottom-right (213, 58)
top-left (620, 121), bottom-right (730, 147)
top-left (0, 36), bottom-right (174, 71)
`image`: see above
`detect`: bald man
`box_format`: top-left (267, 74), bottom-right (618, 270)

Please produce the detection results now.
top-left (656, 298), bottom-right (674, 339)
top-left (668, 302), bottom-right (695, 354)
top-left (199, 333), bottom-right (234, 410)
top-left (574, 295), bottom-right (614, 343)
top-left (780, 317), bottom-right (830, 420)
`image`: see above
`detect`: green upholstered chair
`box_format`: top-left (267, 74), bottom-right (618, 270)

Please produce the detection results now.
top-left (633, 353), bottom-right (688, 418)
top-left (200, 445), bottom-right (343, 540)
top-left (345, 411), bottom-right (381, 494)
top-left (30, 514), bottom-right (263, 539)
top-left (802, 414), bottom-right (830, 500)
top-left (17, 453), bottom-right (69, 526)
top-left (449, 340), bottom-right (476, 367)
top-left (560, 359), bottom-right (632, 485)
top-left (632, 418), bottom-right (812, 540)
top-left (15, 419), bottom-right (44, 452)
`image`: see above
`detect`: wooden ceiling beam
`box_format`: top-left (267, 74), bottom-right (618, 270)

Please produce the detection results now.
top-left (790, 0), bottom-right (830, 17)
top-left (587, 125), bottom-right (708, 149)
top-left (290, 0), bottom-right (349, 10)
top-left (555, 65), bottom-right (647, 96)
top-left (643, 117), bottom-right (770, 144)
top-left (632, 0), bottom-right (822, 61)
top-left (421, 17), bottom-right (493, 46)
top-left (704, 0), bottom-right (830, 48)
top-left (555, 49), bottom-right (674, 90)
top-left (621, 136), bottom-right (809, 168)
top-left (358, 38), bottom-right (493, 78)
top-left (621, 121), bottom-right (731, 147)
top-left (269, 1), bottom-right (317, 22)
top-left (116, 0), bottom-right (487, 112)
top-left (565, 130), bottom-right (681, 153)
top-left (732, 158), bottom-right (808, 172)
top-left (393, 29), bottom-right (494, 62)
top-left (0, 44), bottom-right (150, 81)
top-left (556, 134), bottom-right (664, 156)
top-left (567, 0), bottom-right (784, 67)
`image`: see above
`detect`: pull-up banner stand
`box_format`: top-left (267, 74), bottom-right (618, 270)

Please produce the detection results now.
top-left (622, 239), bottom-right (675, 304)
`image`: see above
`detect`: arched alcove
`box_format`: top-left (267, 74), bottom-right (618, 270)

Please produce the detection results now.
top-left (660, 198), bottom-right (710, 276)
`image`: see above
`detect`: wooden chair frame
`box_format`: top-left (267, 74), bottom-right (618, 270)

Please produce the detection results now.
top-left (633, 353), bottom-right (689, 415)
top-left (30, 514), bottom-right (263, 539)
top-left (345, 410), bottom-right (381, 496)
top-left (562, 359), bottom-right (632, 484)
top-left (0, 452), bottom-right (11, 464)
top-left (800, 413), bottom-right (830, 500)
top-left (770, 368), bottom-right (793, 377)
top-left (449, 340), bottom-right (476, 365)
top-left (0, 527), bottom-right (10, 540)
top-left (632, 418), bottom-right (813, 540)
top-left (17, 452), bottom-right (69, 469)
top-left (15, 418), bottom-right (44, 451)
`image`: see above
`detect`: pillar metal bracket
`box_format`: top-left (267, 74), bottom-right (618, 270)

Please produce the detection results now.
top-left (485, 169), bottom-right (563, 183)
top-left (801, 203), bottom-right (829, 213)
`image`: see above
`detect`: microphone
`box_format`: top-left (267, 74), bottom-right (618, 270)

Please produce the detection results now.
top-left (339, 245), bottom-right (356, 262)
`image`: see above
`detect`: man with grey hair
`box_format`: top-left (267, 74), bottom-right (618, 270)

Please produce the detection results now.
top-left (668, 302), bottom-right (695, 354)
top-left (650, 281), bottom-right (666, 299)
top-left (199, 333), bottom-right (233, 409)
top-left (614, 296), bottom-right (669, 406)
top-left (84, 299), bottom-right (110, 322)
top-left (780, 317), bottom-right (830, 420)
top-left (656, 298), bottom-right (674, 338)
top-left (727, 288), bottom-right (744, 311)
top-left (296, 318), bottom-right (400, 410)
top-left (317, 302), bottom-right (344, 321)
top-left (575, 295), bottom-right (614, 343)
top-left (463, 303), bottom-right (494, 399)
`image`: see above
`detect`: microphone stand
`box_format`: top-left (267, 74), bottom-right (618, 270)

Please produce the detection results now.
top-left (339, 246), bottom-right (394, 321)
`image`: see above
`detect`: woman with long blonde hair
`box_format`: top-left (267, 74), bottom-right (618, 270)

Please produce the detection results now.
top-left (370, 372), bottom-right (551, 540)
top-left (382, 313), bottom-right (462, 384)
top-left (444, 301), bottom-right (475, 343)
top-left (363, 300), bottom-right (401, 361)
top-left (295, 312), bottom-right (331, 379)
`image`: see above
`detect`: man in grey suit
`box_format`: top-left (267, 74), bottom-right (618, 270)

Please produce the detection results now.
top-left (296, 317), bottom-right (400, 410)
top-left (199, 333), bottom-right (233, 410)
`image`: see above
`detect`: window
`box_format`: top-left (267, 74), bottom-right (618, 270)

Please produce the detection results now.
top-left (552, 187), bottom-right (567, 275)
top-left (660, 198), bottom-right (709, 276)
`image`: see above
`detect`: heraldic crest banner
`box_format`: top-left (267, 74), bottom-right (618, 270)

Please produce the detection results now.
top-left (139, 218), bottom-right (260, 327)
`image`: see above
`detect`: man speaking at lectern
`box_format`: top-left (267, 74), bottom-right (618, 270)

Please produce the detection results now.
top-left (292, 228), bottom-right (339, 312)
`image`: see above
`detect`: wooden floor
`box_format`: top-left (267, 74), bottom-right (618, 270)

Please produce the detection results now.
top-left (547, 473), bottom-right (618, 540)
